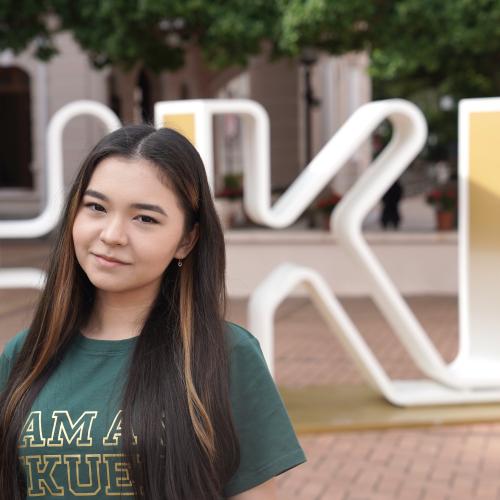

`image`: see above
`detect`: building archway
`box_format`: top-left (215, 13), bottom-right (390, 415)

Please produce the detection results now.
top-left (0, 66), bottom-right (33, 188)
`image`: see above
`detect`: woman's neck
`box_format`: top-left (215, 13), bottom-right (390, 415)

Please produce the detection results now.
top-left (82, 290), bottom-right (155, 340)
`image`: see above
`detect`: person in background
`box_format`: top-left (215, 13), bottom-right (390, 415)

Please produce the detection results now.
top-left (380, 179), bottom-right (404, 230)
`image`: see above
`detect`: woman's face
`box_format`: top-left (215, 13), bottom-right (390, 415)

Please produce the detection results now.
top-left (72, 156), bottom-right (198, 298)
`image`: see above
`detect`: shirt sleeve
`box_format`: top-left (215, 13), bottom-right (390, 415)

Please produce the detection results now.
top-left (0, 329), bottom-right (28, 393)
top-left (0, 351), bottom-right (13, 393)
top-left (224, 330), bottom-right (306, 497)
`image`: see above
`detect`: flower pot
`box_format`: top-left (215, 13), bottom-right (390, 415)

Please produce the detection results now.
top-left (436, 210), bottom-right (454, 231)
top-left (322, 213), bottom-right (333, 231)
top-left (214, 198), bottom-right (245, 229)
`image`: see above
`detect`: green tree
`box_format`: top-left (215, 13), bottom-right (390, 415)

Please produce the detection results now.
top-left (278, 0), bottom-right (379, 55)
top-left (0, 0), bottom-right (56, 60)
top-left (6, 0), bottom-right (500, 97)
top-left (368, 0), bottom-right (500, 163)
top-left (369, 0), bottom-right (500, 99)
top-left (278, 0), bottom-right (500, 164)
top-left (278, 0), bottom-right (500, 99)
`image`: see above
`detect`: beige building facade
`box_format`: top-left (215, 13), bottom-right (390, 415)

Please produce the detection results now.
top-left (0, 33), bottom-right (371, 218)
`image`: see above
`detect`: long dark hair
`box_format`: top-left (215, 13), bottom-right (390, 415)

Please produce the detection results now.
top-left (0, 125), bottom-right (240, 499)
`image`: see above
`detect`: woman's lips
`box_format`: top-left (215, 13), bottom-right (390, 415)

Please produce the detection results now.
top-left (92, 253), bottom-right (130, 266)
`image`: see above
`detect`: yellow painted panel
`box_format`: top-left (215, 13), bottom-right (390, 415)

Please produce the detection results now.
top-left (469, 112), bottom-right (500, 251)
top-left (468, 111), bottom-right (500, 353)
top-left (281, 384), bottom-right (500, 433)
top-left (161, 113), bottom-right (196, 144)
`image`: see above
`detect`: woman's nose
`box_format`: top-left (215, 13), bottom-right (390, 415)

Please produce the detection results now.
top-left (99, 216), bottom-right (128, 246)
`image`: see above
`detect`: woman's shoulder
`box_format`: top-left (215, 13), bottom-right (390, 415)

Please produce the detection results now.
top-left (223, 322), bottom-right (269, 375)
top-left (1, 329), bottom-right (29, 360)
top-left (224, 321), bottom-right (260, 351)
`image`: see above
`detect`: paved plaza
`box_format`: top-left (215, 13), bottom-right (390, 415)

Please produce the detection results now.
top-left (2, 240), bottom-right (500, 499)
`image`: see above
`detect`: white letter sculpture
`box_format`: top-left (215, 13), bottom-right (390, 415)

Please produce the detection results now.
top-left (156, 97), bottom-right (500, 406)
top-left (3, 97), bottom-right (499, 407)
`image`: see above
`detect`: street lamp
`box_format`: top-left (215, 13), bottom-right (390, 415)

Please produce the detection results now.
top-left (300, 47), bottom-right (321, 167)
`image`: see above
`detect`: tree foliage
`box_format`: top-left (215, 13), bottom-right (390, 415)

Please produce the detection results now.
top-left (277, 0), bottom-right (500, 98)
top-left (0, 0), bottom-right (56, 60)
top-left (368, 0), bottom-right (500, 99)
top-left (277, 0), bottom-right (378, 55)
top-left (277, 0), bottom-right (500, 162)
top-left (2, 0), bottom-right (500, 101)
top-left (0, 0), bottom-right (281, 71)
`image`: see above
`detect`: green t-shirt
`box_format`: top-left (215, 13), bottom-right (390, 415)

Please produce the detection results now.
top-left (0, 322), bottom-right (306, 498)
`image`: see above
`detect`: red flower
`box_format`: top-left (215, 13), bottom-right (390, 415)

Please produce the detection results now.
top-left (426, 188), bottom-right (457, 211)
top-left (316, 192), bottom-right (342, 213)
top-left (216, 187), bottom-right (243, 199)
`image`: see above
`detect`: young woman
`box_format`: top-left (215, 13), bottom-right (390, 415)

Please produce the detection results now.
top-left (0, 125), bottom-right (306, 499)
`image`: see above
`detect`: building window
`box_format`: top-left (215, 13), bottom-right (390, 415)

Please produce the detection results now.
top-left (0, 66), bottom-right (33, 188)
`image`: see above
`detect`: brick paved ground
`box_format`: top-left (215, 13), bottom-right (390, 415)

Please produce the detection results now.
top-left (2, 240), bottom-right (500, 499)
top-left (226, 297), bottom-right (500, 500)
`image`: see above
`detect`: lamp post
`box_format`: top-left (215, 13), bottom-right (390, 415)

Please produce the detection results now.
top-left (300, 48), bottom-right (321, 228)
top-left (300, 48), bottom-right (321, 167)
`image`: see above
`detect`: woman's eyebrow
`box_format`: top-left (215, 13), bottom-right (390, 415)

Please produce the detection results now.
top-left (84, 189), bottom-right (107, 201)
top-left (84, 189), bottom-right (167, 215)
top-left (131, 203), bottom-right (167, 216)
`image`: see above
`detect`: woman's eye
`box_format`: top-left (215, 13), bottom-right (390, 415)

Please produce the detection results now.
top-left (136, 215), bottom-right (158, 224)
top-left (84, 202), bottom-right (105, 212)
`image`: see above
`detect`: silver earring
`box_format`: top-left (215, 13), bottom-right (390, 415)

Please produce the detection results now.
top-left (177, 259), bottom-right (183, 268)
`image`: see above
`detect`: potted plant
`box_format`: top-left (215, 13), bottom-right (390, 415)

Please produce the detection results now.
top-left (216, 173), bottom-right (243, 200)
top-left (215, 174), bottom-right (245, 229)
top-left (315, 191), bottom-right (342, 230)
top-left (426, 187), bottom-right (457, 231)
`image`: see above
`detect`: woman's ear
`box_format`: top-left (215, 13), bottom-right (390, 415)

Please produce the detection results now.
top-left (175, 223), bottom-right (199, 259)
